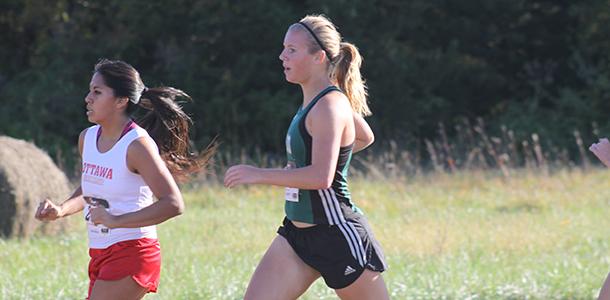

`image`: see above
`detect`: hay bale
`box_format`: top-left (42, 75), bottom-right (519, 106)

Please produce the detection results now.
top-left (0, 136), bottom-right (71, 238)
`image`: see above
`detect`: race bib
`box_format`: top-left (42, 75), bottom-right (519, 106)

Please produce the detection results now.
top-left (285, 187), bottom-right (299, 202)
top-left (84, 196), bottom-right (111, 235)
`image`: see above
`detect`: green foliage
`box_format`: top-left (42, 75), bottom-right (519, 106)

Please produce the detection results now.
top-left (1, 1), bottom-right (609, 167)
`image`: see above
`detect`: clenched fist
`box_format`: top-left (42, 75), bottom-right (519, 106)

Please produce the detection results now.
top-left (35, 198), bottom-right (62, 222)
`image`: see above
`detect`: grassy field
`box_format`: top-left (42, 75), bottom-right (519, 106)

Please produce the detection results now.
top-left (2, 168), bottom-right (610, 299)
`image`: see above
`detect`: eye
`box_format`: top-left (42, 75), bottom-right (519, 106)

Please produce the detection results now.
top-left (94, 90), bottom-right (101, 95)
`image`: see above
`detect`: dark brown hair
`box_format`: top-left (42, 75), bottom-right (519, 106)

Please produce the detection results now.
top-left (94, 59), bottom-right (215, 182)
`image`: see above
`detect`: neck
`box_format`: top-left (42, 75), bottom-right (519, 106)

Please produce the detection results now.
top-left (98, 114), bottom-right (131, 139)
top-left (300, 75), bottom-right (333, 108)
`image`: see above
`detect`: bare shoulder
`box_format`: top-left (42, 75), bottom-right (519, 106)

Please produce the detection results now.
top-left (126, 136), bottom-right (161, 172)
top-left (79, 128), bottom-right (88, 139)
top-left (78, 128), bottom-right (88, 156)
top-left (127, 136), bottom-right (158, 158)
top-left (78, 128), bottom-right (88, 144)
top-left (310, 90), bottom-right (352, 119)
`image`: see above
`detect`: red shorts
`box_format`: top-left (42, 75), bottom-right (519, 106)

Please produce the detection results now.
top-left (88, 238), bottom-right (161, 298)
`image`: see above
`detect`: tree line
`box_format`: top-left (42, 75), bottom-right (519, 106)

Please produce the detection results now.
top-left (1, 0), bottom-right (609, 169)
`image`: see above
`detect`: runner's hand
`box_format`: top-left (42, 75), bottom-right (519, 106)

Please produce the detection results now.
top-left (224, 164), bottom-right (261, 188)
top-left (89, 205), bottom-right (118, 228)
top-left (35, 198), bottom-right (62, 221)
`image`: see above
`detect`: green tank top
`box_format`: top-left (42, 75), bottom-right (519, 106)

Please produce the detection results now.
top-left (284, 86), bottom-right (362, 224)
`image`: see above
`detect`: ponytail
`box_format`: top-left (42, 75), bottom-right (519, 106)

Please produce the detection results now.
top-left (93, 59), bottom-right (215, 183)
top-left (133, 87), bottom-right (216, 183)
top-left (331, 42), bottom-right (371, 116)
top-left (296, 15), bottom-right (372, 117)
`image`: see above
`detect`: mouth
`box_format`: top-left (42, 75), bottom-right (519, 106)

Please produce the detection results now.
top-left (86, 107), bottom-right (93, 115)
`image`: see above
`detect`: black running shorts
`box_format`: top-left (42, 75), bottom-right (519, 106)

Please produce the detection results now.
top-left (277, 213), bottom-right (388, 289)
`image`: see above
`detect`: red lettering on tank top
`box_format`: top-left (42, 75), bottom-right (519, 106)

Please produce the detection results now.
top-left (82, 162), bottom-right (113, 180)
top-left (99, 167), bottom-right (108, 178)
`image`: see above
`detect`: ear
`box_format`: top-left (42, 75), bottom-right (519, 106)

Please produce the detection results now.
top-left (115, 97), bottom-right (130, 110)
top-left (313, 50), bottom-right (327, 64)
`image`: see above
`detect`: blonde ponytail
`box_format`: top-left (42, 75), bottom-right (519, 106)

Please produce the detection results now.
top-left (296, 15), bottom-right (372, 116)
top-left (332, 42), bottom-right (371, 116)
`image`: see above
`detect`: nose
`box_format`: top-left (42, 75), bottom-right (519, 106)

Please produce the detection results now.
top-left (279, 49), bottom-right (286, 61)
top-left (85, 91), bottom-right (93, 103)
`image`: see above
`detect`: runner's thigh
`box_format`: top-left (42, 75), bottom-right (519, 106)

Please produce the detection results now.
top-left (244, 235), bottom-right (320, 300)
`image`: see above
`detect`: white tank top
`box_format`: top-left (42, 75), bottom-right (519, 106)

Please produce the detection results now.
top-left (81, 124), bottom-right (158, 249)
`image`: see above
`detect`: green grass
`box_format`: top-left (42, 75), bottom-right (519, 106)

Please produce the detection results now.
top-left (3, 169), bottom-right (610, 299)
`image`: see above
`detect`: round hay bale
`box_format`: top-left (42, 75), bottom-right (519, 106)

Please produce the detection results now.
top-left (0, 136), bottom-right (71, 238)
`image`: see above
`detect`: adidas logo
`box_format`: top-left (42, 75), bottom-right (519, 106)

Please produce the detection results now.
top-left (344, 265), bottom-right (356, 276)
